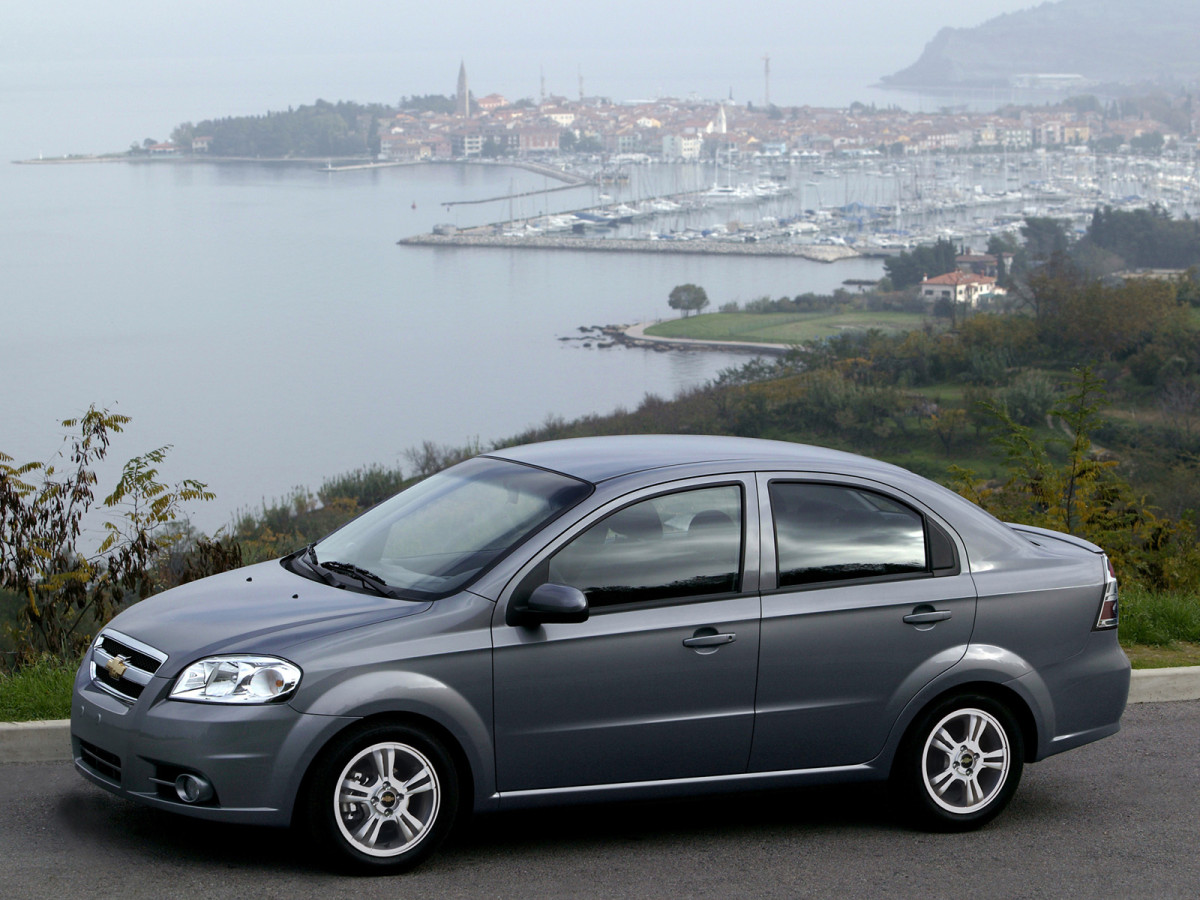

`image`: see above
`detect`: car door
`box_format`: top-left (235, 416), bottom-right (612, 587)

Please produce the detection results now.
top-left (491, 478), bottom-right (761, 793)
top-left (749, 475), bottom-right (978, 772)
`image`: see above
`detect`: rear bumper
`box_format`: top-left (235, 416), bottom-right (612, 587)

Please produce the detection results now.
top-left (1020, 633), bottom-right (1130, 761)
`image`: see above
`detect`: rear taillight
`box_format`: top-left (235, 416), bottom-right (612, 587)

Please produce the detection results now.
top-left (1095, 556), bottom-right (1119, 630)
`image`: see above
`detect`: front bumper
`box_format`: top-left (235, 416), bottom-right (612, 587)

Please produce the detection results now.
top-left (71, 665), bottom-right (355, 826)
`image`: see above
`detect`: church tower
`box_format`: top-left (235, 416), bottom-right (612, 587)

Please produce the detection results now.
top-left (456, 61), bottom-right (470, 118)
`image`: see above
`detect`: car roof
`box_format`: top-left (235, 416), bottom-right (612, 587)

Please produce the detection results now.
top-left (486, 434), bottom-right (900, 484)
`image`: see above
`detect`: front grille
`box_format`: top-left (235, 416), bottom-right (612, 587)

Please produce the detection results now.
top-left (79, 740), bottom-right (122, 782)
top-left (95, 666), bottom-right (146, 699)
top-left (89, 629), bottom-right (168, 704)
top-left (97, 633), bottom-right (164, 674)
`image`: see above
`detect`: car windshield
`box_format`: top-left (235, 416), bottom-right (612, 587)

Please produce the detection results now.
top-left (310, 457), bottom-right (591, 600)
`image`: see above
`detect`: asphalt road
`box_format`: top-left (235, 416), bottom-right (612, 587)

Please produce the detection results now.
top-left (2, 701), bottom-right (1197, 900)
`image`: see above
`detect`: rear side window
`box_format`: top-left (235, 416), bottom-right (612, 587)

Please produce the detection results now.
top-left (769, 482), bottom-right (930, 588)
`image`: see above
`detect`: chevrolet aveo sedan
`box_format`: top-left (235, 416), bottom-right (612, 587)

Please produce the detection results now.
top-left (72, 435), bottom-right (1130, 872)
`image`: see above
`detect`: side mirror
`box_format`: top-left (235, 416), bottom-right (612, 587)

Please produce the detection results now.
top-left (508, 583), bottom-right (589, 627)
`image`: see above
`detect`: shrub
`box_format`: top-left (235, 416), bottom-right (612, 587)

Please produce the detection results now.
top-left (1, 407), bottom-right (214, 666)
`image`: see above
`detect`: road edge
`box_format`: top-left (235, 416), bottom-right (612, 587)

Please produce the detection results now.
top-left (3, 667), bottom-right (1198, 764)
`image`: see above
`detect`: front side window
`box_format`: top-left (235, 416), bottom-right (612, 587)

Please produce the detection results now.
top-left (546, 485), bottom-right (743, 608)
top-left (770, 482), bottom-right (927, 588)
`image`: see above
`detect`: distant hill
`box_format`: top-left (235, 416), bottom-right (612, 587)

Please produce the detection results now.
top-left (884, 0), bottom-right (1200, 90)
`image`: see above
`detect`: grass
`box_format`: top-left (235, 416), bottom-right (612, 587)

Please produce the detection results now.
top-left (0, 656), bottom-right (77, 722)
top-left (1116, 586), bottom-right (1200, 648)
top-left (1123, 642), bottom-right (1200, 669)
top-left (645, 310), bottom-right (927, 344)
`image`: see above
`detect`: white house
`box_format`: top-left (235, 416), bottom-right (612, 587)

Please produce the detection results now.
top-left (920, 271), bottom-right (1005, 308)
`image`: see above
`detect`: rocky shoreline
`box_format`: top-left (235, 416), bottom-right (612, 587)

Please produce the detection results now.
top-left (399, 232), bottom-right (860, 262)
top-left (559, 323), bottom-right (792, 356)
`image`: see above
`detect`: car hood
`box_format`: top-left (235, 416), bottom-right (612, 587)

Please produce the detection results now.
top-left (103, 560), bottom-right (431, 676)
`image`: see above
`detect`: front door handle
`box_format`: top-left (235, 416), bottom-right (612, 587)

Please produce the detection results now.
top-left (903, 608), bottom-right (953, 625)
top-left (682, 633), bottom-right (736, 648)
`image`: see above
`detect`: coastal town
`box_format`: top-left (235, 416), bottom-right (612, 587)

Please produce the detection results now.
top-left (96, 64), bottom-right (1200, 262)
top-left (165, 63), bottom-right (1197, 162)
top-left (378, 68), bottom-right (1199, 262)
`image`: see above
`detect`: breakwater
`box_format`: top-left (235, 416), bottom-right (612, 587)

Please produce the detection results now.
top-left (398, 232), bottom-right (860, 262)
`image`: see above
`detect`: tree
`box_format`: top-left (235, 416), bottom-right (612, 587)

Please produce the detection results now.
top-left (1130, 132), bottom-right (1165, 155)
top-left (398, 94), bottom-right (454, 114)
top-left (883, 238), bottom-right (958, 290)
top-left (576, 134), bottom-right (603, 154)
top-left (1020, 217), bottom-right (1070, 264)
top-left (927, 407), bottom-right (966, 455)
top-left (1082, 205), bottom-right (1200, 270)
top-left (170, 122), bottom-right (195, 151)
top-left (668, 284), bottom-right (709, 317)
top-left (0, 407), bottom-right (215, 665)
top-left (950, 368), bottom-right (1200, 589)
top-left (987, 232), bottom-right (1027, 286)
top-left (1031, 265), bottom-right (1183, 361)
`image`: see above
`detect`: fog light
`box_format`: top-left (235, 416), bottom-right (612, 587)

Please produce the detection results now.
top-left (174, 773), bottom-right (214, 804)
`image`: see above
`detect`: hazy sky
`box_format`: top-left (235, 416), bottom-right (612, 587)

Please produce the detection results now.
top-left (6, 1), bottom-right (1039, 107)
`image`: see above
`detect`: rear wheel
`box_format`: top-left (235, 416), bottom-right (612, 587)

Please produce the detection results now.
top-left (306, 723), bottom-right (459, 873)
top-left (893, 694), bottom-right (1024, 831)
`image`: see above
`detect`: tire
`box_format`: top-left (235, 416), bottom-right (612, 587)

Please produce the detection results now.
top-left (306, 723), bottom-right (459, 873)
top-left (892, 694), bottom-right (1024, 831)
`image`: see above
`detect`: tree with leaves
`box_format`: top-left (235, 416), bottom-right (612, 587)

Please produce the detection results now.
top-left (883, 238), bottom-right (958, 290)
top-left (1020, 217), bottom-right (1070, 264)
top-left (0, 407), bottom-right (215, 665)
top-left (952, 368), bottom-right (1200, 590)
top-left (668, 283), bottom-right (709, 317)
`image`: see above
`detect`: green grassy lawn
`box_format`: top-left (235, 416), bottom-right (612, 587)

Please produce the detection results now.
top-left (645, 310), bottom-right (928, 344)
top-left (1123, 642), bottom-right (1200, 668)
top-left (0, 657), bottom-right (76, 722)
top-left (1117, 586), bottom-right (1200, 648)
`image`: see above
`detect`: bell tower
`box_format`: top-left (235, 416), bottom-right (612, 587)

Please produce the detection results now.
top-left (456, 61), bottom-right (470, 117)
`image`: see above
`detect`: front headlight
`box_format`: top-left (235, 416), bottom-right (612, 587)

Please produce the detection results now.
top-left (169, 656), bottom-right (302, 704)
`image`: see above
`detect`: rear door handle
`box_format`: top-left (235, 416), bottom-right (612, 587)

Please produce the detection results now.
top-left (682, 633), bottom-right (736, 648)
top-left (903, 609), bottom-right (953, 625)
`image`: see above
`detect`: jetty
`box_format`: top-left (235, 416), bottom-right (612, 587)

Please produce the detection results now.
top-left (399, 232), bottom-right (859, 261)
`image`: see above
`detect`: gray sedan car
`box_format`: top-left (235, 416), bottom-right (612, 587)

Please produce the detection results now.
top-left (71, 435), bottom-right (1129, 872)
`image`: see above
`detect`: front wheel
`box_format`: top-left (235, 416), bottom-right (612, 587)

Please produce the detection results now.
top-left (306, 724), bottom-right (459, 873)
top-left (893, 695), bottom-right (1024, 831)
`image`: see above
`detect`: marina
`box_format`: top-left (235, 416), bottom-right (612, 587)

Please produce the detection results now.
top-left (407, 150), bottom-right (1200, 258)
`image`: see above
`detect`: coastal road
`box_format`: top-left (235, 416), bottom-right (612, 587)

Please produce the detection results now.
top-left (2, 701), bottom-right (1197, 899)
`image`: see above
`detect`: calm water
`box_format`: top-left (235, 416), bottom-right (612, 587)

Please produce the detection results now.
top-left (0, 158), bottom-right (882, 532)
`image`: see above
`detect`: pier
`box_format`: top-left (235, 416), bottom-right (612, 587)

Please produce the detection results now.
top-left (398, 232), bottom-right (859, 262)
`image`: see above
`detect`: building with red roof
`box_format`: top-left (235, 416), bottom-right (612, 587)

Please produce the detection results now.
top-left (920, 271), bottom-right (1005, 308)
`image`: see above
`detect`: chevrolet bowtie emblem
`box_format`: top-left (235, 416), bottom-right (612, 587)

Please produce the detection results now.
top-left (105, 657), bottom-right (128, 679)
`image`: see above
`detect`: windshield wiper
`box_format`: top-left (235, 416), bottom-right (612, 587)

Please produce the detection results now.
top-left (317, 559), bottom-right (400, 599)
top-left (290, 543), bottom-right (338, 586)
